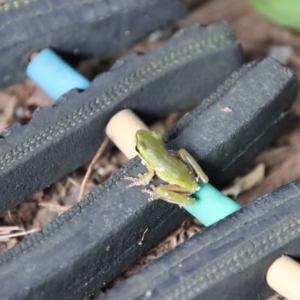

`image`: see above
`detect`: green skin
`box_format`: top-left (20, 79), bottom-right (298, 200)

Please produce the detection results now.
top-left (126, 129), bottom-right (209, 206)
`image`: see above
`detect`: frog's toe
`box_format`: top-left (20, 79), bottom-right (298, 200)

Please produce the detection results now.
top-left (149, 184), bottom-right (156, 190)
top-left (142, 188), bottom-right (159, 201)
top-left (124, 176), bottom-right (137, 188)
top-left (125, 176), bottom-right (150, 187)
top-left (142, 188), bottom-right (152, 195)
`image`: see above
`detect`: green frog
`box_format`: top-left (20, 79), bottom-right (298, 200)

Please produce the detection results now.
top-left (126, 129), bottom-right (209, 206)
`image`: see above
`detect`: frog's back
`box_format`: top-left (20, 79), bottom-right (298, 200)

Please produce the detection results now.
top-left (136, 129), bottom-right (199, 189)
top-left (153, 151), bottom-right (199, 189)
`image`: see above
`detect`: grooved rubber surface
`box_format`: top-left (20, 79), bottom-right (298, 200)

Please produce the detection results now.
top-left (102, 180), bottom-right (300, 300)
top-left (101, 59), bottom-right (300, 300)
top-left (0, 0), bottom-right (187, 87)
top-left (0, 58), bottom-right (297, 300)
top-left (0, 23), bottom-right (242, 213)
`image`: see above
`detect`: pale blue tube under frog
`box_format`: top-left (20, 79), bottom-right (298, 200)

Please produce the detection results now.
top-left (186, 182), bottom-right (241, 226)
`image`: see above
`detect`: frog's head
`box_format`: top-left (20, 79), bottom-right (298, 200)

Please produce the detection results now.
top-left (134, 129), bottom-right (164, 158)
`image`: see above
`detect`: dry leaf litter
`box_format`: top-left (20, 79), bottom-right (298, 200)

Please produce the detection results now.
top-left (1, 0), bottom-right (300, 299)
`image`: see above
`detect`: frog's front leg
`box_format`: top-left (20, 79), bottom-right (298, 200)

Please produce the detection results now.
top-left (143, 184), bottom-right (195, 206)
top-left (178, 149), bottom-right (209, 183)
top-left (125, 166), bottom-right (155, 188)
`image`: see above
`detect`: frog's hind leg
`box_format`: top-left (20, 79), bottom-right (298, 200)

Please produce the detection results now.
top-left (178, 149), bottom-right (209, 183)
top-left (143, 184), bottom-right (195, 206)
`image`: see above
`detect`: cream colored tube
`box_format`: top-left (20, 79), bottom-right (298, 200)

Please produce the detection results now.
top-left (105, 109), bottom-right (149, 159)
top-left (267, 256), bottom-right (300, 300)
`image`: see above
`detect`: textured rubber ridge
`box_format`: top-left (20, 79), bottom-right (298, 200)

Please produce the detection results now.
top-left (0, 58), bottom-right (297, 300)
top-left (102, 180), bottom-right (300, 300)
top-left (0, 23), bottom-right (242, 213)
top-left (0, 0), bottom-right (187, 87)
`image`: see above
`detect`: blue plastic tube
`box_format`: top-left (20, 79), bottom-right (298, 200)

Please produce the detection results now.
top-left (26, 48), bottom-right (90, 100)
top-left (185, 182), bottom-right (241, 227)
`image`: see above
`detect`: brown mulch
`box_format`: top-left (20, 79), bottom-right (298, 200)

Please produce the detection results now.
top-left (1, 0), bottom-right (300, 299)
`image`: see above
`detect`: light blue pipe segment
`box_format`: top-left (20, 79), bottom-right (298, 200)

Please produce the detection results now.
top-left (26, 48), bottom-right (90, 100)
top-left (184, 182), bottom-right (241, 227)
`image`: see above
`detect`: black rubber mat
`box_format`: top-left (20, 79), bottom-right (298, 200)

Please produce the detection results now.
top-left (0, 57), bottom-right (297, 300)
top-left (102, 179), bottom-right (300, 300)
top-left (0, 23), bottom-right (242, 213)
top-left (0, 0), bottom-right (187, 87)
